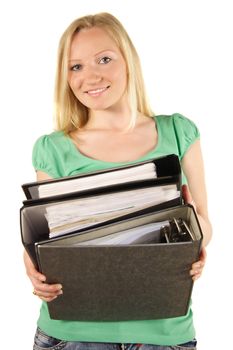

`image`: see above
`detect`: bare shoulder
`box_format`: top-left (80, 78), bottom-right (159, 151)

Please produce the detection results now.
top-left (137, 114), bottom-right (154, 126)
top-left (135, 114), bottom-right (156, 134)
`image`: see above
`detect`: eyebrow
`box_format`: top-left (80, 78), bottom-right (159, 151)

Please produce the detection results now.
top-left (68, 49), bottom-right (117, 62)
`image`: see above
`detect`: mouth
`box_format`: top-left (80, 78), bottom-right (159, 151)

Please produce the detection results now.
top-left (85, 86), bottom-right (110, 96)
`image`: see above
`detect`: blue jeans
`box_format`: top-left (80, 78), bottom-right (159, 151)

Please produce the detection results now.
top-left (33, 327), bottom-right (197, 350)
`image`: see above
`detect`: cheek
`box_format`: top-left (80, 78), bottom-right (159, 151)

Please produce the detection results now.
top-left (68, 74), bottom-right (82, 93)
top-left (111, 65), bottom-right (128, 88)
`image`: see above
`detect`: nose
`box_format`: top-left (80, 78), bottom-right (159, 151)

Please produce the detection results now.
top-left (84, 66), bottom-right (102, 85)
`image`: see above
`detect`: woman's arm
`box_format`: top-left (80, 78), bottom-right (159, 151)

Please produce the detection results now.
top-left (182, 139), bottom-right (212, 247)
top-left (181, 139), bottom-right (212, 280)
top-left (23, 170), bottom-right (63, 301)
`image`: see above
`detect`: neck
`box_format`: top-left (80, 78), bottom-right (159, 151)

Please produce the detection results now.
top-left (86, 105), bottom-right (134, 132)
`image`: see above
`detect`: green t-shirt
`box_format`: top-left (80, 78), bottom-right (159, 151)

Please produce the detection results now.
top-left (32, 113), bottom-right (200, 346)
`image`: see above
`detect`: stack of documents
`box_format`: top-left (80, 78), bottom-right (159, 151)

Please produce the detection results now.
top-left (45, 185), bottom-right (180, 238)
top-left (39, 162), bottom-right (157, 198)
top-left (20, 154), bottom-right (183, 267)
top-left (76, 221), bottom-right (169, 246)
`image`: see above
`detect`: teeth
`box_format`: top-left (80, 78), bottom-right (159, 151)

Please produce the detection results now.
top-left (87, 87), bottom-right (107, 94)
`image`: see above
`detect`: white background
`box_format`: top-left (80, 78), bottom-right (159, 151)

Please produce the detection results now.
top-left (0, 1), bottom-right (232, 349)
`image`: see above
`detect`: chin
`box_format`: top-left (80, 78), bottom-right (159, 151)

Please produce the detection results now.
top-left (85, 101), bottom-right (115, 111)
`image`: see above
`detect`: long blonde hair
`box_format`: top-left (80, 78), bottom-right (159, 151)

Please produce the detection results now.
top-left (54, 12), bottom-right (153, 133)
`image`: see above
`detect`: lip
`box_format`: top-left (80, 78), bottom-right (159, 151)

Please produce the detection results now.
top-left (85, 86), bottom-right (110, 96)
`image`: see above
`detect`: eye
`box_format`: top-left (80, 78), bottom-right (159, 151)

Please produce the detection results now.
top-left (70, 64), bottom-right (82, 71)
top-left (99, 56), bottom-right (112, 64)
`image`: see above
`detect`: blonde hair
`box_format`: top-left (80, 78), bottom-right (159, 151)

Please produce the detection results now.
top-left (54, 12), bottom-right (153, 133)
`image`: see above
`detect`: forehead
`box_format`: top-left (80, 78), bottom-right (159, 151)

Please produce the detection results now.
top-left (69, 27), bottom-right (121, 60)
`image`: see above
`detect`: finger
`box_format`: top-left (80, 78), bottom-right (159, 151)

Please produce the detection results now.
top-left (192, 260), bottom-right (204, 270)
top-left (190, 266), bottom-right (203, 276)
top-left (34, 288), bottom-right (63, 299)
top-left (190, 258), bottom-right (204, 275)
top-left (40, 296), bottom-right (58, 302)
top-left (34, 293), bottom-right (59, 302)
top-left (192, 273), bottom-right (201, 281)
top-left (33, 282), bottom-right (63, 294)
top-left (191, 248), bottom-right (207, 272)
top-left (29, 270), bottom-right (46, 283)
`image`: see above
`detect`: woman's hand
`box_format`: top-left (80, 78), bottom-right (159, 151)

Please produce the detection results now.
top-left (23, 250), bottom-right (63, 302)
top-left (182, 184), bottom-right (207, 281)
top-left (190, 247), bottom-right (207, 281)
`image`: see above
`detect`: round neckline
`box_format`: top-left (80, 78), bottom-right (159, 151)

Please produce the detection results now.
top-left (65, 116), bottom-right (161, 166)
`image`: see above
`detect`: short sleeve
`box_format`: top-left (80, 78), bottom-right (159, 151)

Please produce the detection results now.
top-left (32, 135), bottom-right (57, 178)
top-left (171, 113), bottom-right (200, 158)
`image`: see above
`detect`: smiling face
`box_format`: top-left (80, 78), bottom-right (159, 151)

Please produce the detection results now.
top-left (68, 27), bottom-right (128, 113)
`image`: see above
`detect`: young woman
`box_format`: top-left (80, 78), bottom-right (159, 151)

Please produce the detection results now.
top-left (24, 12), bottom-right (212, 350)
